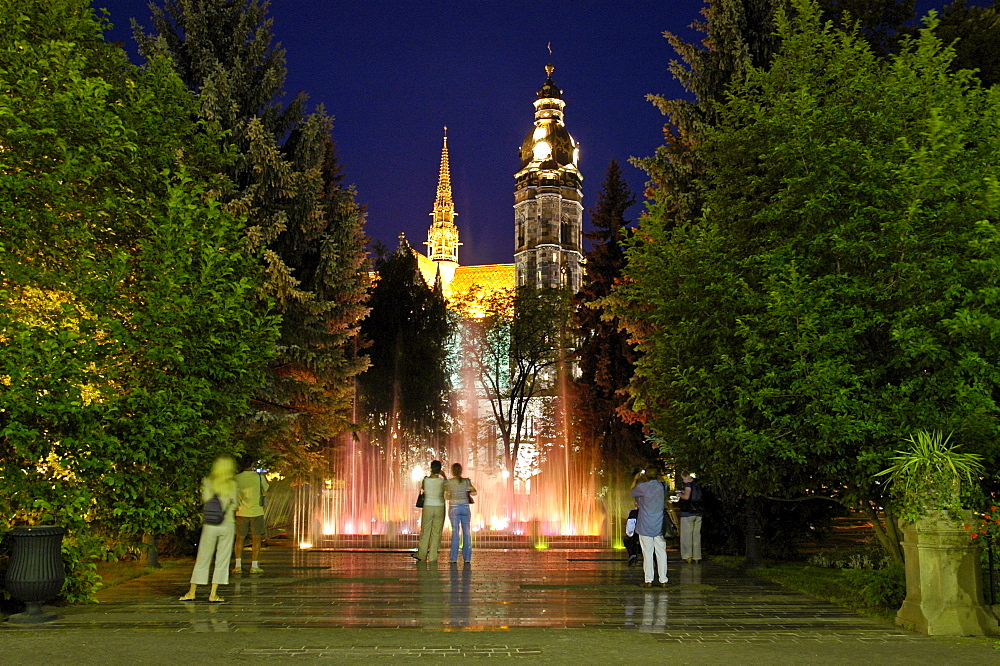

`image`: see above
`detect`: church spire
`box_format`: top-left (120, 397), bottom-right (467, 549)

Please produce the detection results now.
top-left (426, 128), bottom-right (460, 287)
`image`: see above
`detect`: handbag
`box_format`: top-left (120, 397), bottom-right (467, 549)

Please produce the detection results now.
top-left (416, 493), bottom-right (425, 508)
top-left (662, 509), bottom-right (677, 538)
top-left (258, 473), bottom-right (267, 508)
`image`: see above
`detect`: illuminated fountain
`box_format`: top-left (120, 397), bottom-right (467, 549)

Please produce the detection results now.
top-left (292, 378), bottom-right (608, 549)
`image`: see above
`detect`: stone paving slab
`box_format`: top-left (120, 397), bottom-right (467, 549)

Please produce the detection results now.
top-left (2, 546), bottom-right (998, 663)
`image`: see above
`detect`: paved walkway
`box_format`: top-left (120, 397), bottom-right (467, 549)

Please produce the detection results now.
top-left (2, 545), bottom-right (997, 663)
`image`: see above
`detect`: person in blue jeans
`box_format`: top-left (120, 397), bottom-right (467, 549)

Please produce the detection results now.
top-left (446, 463), bottom-right (477, 563)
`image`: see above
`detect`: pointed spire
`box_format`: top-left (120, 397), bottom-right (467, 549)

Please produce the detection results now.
top-left (426, 127), bottom-right (460, 265)
top-left (433, 127), bottom-right (455, 219)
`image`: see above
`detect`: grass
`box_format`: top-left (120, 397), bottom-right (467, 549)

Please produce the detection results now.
top-left (93, 557), bottom-right (186, 593)
top-left (711, 555), bottom-right (902, 623)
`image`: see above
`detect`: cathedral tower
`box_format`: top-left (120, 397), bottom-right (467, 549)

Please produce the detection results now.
top-left (513, 64), bottom-right (583, 292)
top-left (426, 127), bottom-right (461, 290)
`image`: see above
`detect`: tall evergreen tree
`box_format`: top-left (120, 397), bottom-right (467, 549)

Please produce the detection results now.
top-left (359, 239), bottom-right (452, 448)
top-left (136, 0), bottom-right (369, 473)
top-left (574, 161), bottom-right (647, 470)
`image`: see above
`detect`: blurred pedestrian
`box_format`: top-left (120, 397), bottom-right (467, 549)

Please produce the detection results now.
top-left (232, 454), bottom-right (269, 575)
top-left (630, 468), bottom-right (668, 587)
top-left (180, 454), bottom-right (237, 602)
top-left (414, 460), bottom-right (446, 562)
top-left (446, 462), bottom-right (477, 563)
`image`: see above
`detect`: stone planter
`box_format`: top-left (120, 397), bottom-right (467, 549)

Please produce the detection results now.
top-left (4, 526), bottom-right (66, 624)
top-left (896, 511), bottom-right (999, 636)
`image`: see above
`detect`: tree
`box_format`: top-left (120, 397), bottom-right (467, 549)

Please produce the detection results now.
top-left (926, 0), bottom-right (1000, 87)
top-left (612, 0), bottom-right (1000, 560)
top-left (137, 0), bottom-right (369, 475)
top-left (1, 0), bottom-right (276, 594)
top-left (573, 161), bottom-right (648, 471)
top-left (358, 239), bottom-right (453, 447)
top-left (459, 286), bottom-right (571, 480)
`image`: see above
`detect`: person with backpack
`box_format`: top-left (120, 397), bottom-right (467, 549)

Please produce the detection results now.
top-left (678, 471), bottom-right (703, 563)
top-left (180, 454), bottom-right (238, 603)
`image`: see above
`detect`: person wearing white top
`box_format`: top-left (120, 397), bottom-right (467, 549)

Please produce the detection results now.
top-left (414, 460), bottom-right (446, 562)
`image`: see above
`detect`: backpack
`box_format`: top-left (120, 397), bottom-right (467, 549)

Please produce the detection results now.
top-left (203, 495), bottom-right (225, 525)
top-left (689, 482), bottom-right (704, 512)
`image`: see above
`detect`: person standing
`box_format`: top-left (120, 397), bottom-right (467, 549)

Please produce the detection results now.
top-left (180, 454), bottom-right (238, 602)
top-left (414, 460), bottom-right (446, 562)
top-left (679, 471), bottom-right (703, 563)
top-left (630, 468), bottom-right (668, 588)
top-left (232, 454), bottom-right (269, 575)
top-left (446, 463), bottom-right (477, 563)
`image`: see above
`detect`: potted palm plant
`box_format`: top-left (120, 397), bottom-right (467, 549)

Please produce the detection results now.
top-left (878, 430), bottom-right (998, 636)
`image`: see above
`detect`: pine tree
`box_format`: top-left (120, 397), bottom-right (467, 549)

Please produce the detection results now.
top-left (359, 239), bottom-right (452, 449)
top-left (136, 0), bottom-right (369, 473)
top-left (573, 161), bottom-right (647, 469)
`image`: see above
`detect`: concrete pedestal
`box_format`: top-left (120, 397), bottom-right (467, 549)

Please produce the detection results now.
top-left (896, 511), bottom-right (1000, 636)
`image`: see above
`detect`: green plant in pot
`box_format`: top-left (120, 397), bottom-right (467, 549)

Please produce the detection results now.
top-left (877, 430), bottom-right (997, 636)
top-left (877, 430), bottom-right (984, 524)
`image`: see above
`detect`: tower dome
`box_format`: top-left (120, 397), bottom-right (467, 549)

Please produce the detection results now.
top-left (517, 64), bottom-right (580, 173)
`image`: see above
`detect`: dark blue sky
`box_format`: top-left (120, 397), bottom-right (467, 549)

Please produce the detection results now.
top-left (101, 1), bottom-right (961, 266)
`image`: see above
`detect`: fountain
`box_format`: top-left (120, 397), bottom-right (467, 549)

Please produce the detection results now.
top-left (289, 381), bottom-right (609, 550)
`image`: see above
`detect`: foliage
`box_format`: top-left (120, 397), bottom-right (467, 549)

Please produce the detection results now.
top-left (839, 563), bottom-right (907, 609)
top-left (877, 430), bottom-right (985, 524)
top-left (907, 0), bottom-right (1000, 87)
top-left (0, 0), bottom-right (277, 599)
top-left (138, 0), bottom-right (370, 476)
top-left (458, 285), bottom-right (572, 477)
top-left (358, 239), bottom-right (453, 444)
top-left (612, 0), bottom-right (1000, 562)
top-left (573, 160), bottom-right (648, 471)
top-left (965, 505), bottom-right (1000, 544)
top-left (719, 558), bottom-right (906, 621)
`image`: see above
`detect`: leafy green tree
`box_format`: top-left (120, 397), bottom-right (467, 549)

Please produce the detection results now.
top-left (359, 239), bottom-right (453, 448)
top-left (137, 0), bottom-right (370, 475)
top-left (613, 0), bottom-right (1000, 560)
top-left (459, 286), bottom-right (571, 479)
top-left (925, 0), bottom-right (1000, 87)
top-left (574, 161), bottom-right (647, 471)
top-left (1, 0), bottom-right (276, 595)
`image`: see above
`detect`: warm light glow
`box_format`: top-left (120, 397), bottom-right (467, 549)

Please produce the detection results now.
top-left (532, 140), bottom-right (551, 160)
top-left (298, 542), bottom-right (313, 549)
top-left (411, 465), bottom-right (424, 482)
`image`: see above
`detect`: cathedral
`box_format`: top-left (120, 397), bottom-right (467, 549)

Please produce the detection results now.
top-left (413, 64), bottom-right (583, 302)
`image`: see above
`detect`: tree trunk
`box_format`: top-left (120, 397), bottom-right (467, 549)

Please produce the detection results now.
top-left (744, 495), bottom-right (761, 569)
top-left (143, 533), bottom-right (161, 568)
top-left (863, 501), bottom-right (904, 564)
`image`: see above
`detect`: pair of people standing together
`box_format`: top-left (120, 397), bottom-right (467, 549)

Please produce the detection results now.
top-left (179, 454), bottom-right (268, 602)
top-left (414, 461), bottom-right (477, 563)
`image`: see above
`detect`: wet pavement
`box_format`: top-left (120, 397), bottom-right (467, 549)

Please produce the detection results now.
top-left (2, 545), bottom-right (998, 663)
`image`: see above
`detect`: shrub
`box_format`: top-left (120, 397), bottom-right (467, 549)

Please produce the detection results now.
top-left (842, 562), bottom-right (906, 608)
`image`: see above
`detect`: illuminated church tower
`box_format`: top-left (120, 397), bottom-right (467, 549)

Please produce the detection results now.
top-left (425, 127), bottom-right (461, 290)
top-left (514, 64), bottom-right (583, 292)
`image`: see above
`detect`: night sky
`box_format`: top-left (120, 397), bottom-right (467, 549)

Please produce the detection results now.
top-left (101, 1), bottom-right (959, 266)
